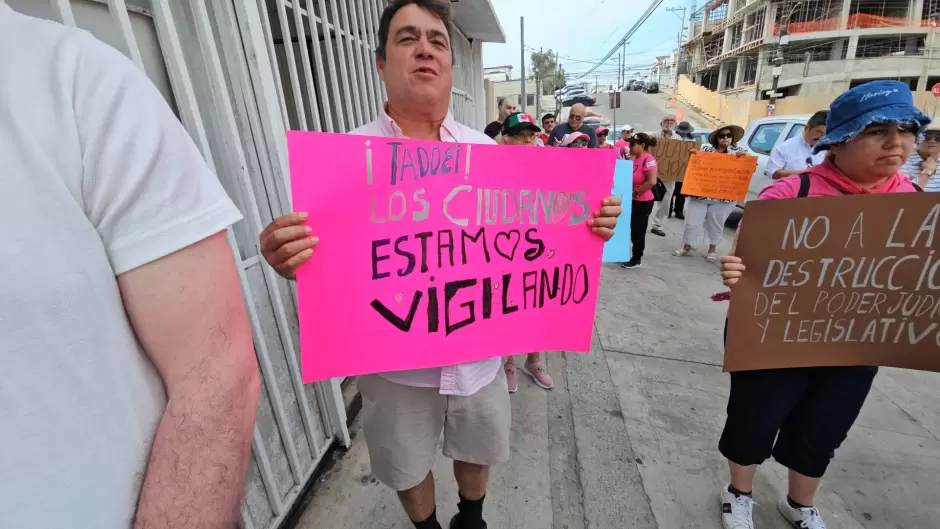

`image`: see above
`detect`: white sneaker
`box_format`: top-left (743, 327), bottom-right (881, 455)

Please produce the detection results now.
top-left (720, 485), bottom-right (756, 529)
top-left (777, 498), bottom-right (826, 529)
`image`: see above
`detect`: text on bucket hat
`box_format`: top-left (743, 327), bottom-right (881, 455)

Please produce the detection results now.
top-left (814, 80), bottom-right (931, 153)
top-left (502, 112), bottom-right (541, 136)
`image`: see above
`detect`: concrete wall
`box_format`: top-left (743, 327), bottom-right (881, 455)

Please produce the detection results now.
top-left (677, 75), bottom-right (939, 128)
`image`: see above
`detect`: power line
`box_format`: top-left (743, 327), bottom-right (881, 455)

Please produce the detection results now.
top-left (575, 0), bottom-right (667, 79)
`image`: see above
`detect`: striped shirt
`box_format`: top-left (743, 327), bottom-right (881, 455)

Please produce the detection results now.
top-left (900, 151), bottom-right (940, 192)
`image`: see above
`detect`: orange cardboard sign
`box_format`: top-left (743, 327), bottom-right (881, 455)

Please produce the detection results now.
top-left (726, 192), bottom-right (940, 373)
top-left (682, 152), bottom-right (757, 202)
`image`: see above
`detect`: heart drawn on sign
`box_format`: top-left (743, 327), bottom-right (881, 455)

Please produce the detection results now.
top-left (548, 249), bottom-right (555, 259)
top-left (395, 293), bottom-right (403, 303)
top-left (550, 192), bottom-right (576, 224)
top-left (494, 230), bottom-right (521, 262)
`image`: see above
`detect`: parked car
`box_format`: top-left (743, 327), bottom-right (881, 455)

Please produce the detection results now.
top-left (735, 114), bottom-right (813, 207)
top-left (583, 116), bottom-right (611, 128)
top-left (631, 81), bottom-right (646, 91)
top-left (642, 81), bottom-right (659, 94)
top-left (562, 92), bottom-right (596, 106)
top-left (556, 84), bottom-right (587, 98)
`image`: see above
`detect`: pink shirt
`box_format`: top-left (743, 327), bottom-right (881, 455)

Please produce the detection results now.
top-left (758, 160), bottom-right (918, 200)
top-left (349, 106), bottom-right (501, 396)
top-left (632, 153), bottom-right (657, 201)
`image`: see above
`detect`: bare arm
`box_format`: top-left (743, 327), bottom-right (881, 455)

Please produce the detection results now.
top-left (121, 232), bottom-right (260, 529)
top-left (772, 168), bottom-right (802, 180)
top-left (635, 167), bottom-right (658, 194)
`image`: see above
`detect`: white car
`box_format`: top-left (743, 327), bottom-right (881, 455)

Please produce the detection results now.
top-left (736, 114), bottom-right (813, 207)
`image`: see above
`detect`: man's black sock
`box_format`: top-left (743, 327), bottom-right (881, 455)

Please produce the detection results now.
top-left (728, 484), bottom-right (752, 497)
top-left (412, 508), bottom-right (442, 529)
top-left (454, 493), bottom-right (486, 529)
top-left (787, 495), bottom-right (811, 509)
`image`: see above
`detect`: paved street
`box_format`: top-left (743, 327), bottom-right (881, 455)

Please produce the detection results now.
top-left (295, 214), bottom-right (940, 529)
top-left (556, 90), bottom-right (711, 134)
top-left (291, 97), bottom-right (938, 529)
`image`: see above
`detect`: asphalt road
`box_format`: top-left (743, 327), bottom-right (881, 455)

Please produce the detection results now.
top-left (556, 91), bottom-right (687, 135)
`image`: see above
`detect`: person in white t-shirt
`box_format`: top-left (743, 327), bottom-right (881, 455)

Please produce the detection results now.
top-left (0, 5), bottom-right (260, 529)
top-left (766, 110), bottom-right (828, 179)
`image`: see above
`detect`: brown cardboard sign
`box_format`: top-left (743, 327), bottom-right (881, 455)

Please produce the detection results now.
top-left (726, 192), bottom-right (940, 373)
top-left (648, 137), bottom-right (699, 182)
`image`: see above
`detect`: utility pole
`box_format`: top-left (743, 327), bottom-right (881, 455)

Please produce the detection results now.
top-left (621, 41), bottom-right (627, 87)
top-left (665, 6), bottom-right (686, 97)
top-left (520, 16), bottom-right (526, 113)
top-left (769, 2), bottom-right (802, 116)
top-left (613, 52), bottom-right (620, 132)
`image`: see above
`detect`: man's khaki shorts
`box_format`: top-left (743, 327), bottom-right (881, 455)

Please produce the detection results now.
top-left (358, 371), bottom-right (511, 491)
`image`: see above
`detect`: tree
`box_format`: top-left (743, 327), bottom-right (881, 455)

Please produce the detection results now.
top-left (530, 49), bottom-right (566, 95)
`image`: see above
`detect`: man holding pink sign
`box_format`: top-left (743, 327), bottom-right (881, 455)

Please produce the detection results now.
top-left (260, 2), bottom-right (621, 529)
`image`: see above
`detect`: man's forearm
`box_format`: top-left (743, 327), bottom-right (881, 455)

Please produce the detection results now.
top-left (771, 168), bottom-right (800, 180)
top-left (134, 361), bottom-right (260, 529)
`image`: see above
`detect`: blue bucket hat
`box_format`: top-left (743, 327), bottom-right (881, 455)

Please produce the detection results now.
top-left (814, 80), bottom-right (931, 153)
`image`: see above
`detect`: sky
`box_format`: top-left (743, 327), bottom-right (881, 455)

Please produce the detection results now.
top-left (482, 0), bottom-right (697, 88)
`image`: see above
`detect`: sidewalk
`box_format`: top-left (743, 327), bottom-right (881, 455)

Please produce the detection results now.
top-left (293, 218), bottom-right (940, 529)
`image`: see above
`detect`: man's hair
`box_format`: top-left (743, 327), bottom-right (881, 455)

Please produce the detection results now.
top-left (807, 110), bottom-right (829, 129)
top-left (542, 113), bottom-right (555, 123)
top-left (376, 0), bottom-right (453, 61)
top-left (497, 96), bottom-right (516, 111)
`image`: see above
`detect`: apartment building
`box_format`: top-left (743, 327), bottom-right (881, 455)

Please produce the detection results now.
top-left (682, 0), bottom-right (940, 99)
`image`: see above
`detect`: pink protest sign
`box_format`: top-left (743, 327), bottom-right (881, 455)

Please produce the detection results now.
top-left (289, 132), bottom-right (615, 382)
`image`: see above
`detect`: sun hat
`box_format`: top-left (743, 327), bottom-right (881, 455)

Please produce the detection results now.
top-left (620, 124), bottom-right (634, 133)
top-left (596, 126), bottom-right (610, 136)
top-left (675, 121), bottom-right (695, 136)
top-left (560, 132), bottom-right (590, 146)
top-left (814, 80), bottom-right (931, 153)
top-left (501, 112), bottom-right (541, 136)
top-left (708, 124), bottom-right (745, 146)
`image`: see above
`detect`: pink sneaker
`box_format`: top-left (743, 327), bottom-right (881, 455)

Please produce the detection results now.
top-left (521, 360), bottom-right (554, 389)
top-left (505, 363), bottom-right (518, 393)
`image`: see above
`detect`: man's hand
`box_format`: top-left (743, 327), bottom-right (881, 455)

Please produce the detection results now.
top-left (720, 255), bottom-right (746, 287)
top-left (587, 195), bottom-right (622, 241)
top-left (260, 212), bottom-right (319, 279)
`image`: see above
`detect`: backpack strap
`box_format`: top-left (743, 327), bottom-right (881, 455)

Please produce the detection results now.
top-left (913, 182), bottom-right (924, 192)
top-left (797, 173), bottom-right (811, 198)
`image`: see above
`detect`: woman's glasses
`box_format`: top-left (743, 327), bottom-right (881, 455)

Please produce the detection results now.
top-left (924, 132), bottom-right (940, 142)
top-left (717, 133), bottom-right (733, 139)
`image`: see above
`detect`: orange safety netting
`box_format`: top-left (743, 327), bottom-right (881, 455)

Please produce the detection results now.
top-left (772, 14), bottom-right (939, 35)
top-left (772, 18), bottom-right (840, 36)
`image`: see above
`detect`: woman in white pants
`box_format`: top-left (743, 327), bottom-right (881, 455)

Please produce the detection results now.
top-left (673, 125), bottom-right (746, 262)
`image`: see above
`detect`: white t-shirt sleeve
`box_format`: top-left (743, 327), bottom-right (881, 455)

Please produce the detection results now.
top-left (74, 33), bottom-right (242, 275)
top-left (766, 141), bottom-right (788, 177)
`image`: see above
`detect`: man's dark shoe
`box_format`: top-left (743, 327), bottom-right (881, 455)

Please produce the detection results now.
top-left (621, 259), bottom-right (642, 269)
top-left (675, 213), bottom-right (685, 220)
top-left (651, 227), bottom-right (666, 236)
top-left (449, 513), bottom-right (487, 529)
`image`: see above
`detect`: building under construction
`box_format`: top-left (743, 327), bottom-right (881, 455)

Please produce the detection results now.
top-left (682, 0), bottom-right (940, 99)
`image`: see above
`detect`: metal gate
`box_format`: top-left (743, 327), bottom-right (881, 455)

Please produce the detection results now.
top-left (6, 1), bottom-right (348, 528)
